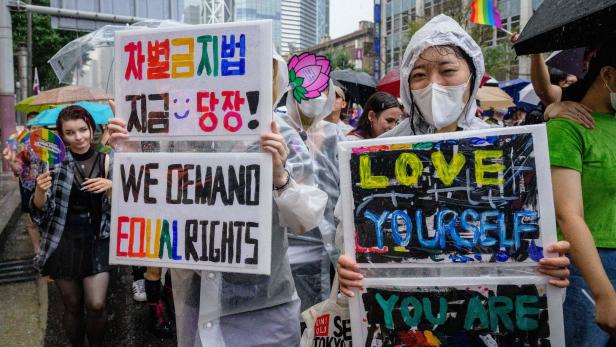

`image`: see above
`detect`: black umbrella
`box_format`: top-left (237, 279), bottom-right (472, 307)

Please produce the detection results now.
top-left (514, 0), bottom-right (616, 55)
top-left (330, 69), bottom-right (377, 111)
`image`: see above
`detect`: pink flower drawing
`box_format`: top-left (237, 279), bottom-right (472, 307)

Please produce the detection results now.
top-left (288, 52), bottom-right (331, 102)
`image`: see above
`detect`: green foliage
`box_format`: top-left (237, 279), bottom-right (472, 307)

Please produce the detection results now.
top-left (482, 43), bottom-right (516, 80)
top-left (11, 0), bottom-right (83, 92)
top-left (325, 48), bottom-right (353, 70)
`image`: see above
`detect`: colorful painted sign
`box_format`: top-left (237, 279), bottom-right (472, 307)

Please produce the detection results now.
top-left (338, 125), bottom-right (557, 267)
top-left (114, 20), bottom-right (273, 141)
top-left (28, 128), bottom-right (65, 166)
top-left (109, 152), bottom-right (273, 274)
top-left (349, 277), bottom-right (564, 347)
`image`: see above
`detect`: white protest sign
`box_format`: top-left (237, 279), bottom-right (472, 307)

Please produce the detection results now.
top-left (109, 152), bottom-right (273, 275)
top-left (349, 276), bottom-right (565, 347)
top-left (338, 125), bottom-right (557, 269)
top-left (114, 20), bottom-right (272, 141)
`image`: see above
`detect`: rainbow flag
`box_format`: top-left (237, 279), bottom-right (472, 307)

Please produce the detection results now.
top-left (470, 0), bottom-right (503, 29)
top-left (17, 129), bottom-right (30, 144)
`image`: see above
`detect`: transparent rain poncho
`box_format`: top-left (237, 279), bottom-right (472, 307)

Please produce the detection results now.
top-left (160, 51), bottom-right (329, 346)
top-left (335, 15), bottom-right (543, 281)
top-left (383, 14), bottom-right (490, 138)
top-left (279, 74), bottom-right (346, 312)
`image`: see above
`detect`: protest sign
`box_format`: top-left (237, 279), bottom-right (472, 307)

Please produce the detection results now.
top-left (349, 276), bottom-right (564, 347)
top-left (338, 125), bottom-right (557, 267)
top-left (109, 152), bottom-right (273, 274)
top-left (114, 20), bottom-right (272, 141)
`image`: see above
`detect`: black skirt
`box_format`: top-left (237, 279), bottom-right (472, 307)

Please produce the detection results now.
top-left (42, 215), bottom-right (111, 280)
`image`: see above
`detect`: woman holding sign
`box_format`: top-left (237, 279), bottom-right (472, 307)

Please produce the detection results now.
top-left (336, 14), bottom-right (572, 296)
top-left (548, 35), bottom-right (616, 344)
top-left (31, 106), bottom-right (112, 347)
top-left (107, 51), bottom-right (330, 346)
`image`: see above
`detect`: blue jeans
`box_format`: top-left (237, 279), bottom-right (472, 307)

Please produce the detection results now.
top-left (564, 249), bottom-right (616, 347)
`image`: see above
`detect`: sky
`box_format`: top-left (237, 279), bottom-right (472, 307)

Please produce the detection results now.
top-left (329, 0), bottom-right (374, 39)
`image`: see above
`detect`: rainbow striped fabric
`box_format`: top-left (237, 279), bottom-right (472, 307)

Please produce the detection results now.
top-left (470, 0), bottom-right (503, 29)
top-left (17, 129), bottom-right (30, 144)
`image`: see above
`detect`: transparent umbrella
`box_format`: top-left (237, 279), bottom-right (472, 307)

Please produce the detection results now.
top-left (48, 20), bottom-right (187, 94)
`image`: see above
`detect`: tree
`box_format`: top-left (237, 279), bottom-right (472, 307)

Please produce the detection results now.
top-left (482, 43), bottom-right (516, 80)
top-left (324, 48), bottom-right (353, 70)
top-left (11, 0), bottom-right (83, 92)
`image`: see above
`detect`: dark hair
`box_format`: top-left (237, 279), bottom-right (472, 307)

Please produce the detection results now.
top-left (350, 92), bottom-right (401, 138)
top-left (566, 35), bottom-right (616, 102)
top-left (56, 105), bottom-right (96, 139)
top-left (408, 45), bottom-right (476, 134)
top-left (548, 67), bottom-right (568, 86)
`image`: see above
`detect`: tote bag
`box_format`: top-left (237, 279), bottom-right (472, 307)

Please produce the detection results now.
top-left (300, 274), bottom-right (352, 347)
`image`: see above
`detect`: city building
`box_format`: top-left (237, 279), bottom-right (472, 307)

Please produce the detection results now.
top-left (280, 0), bottom-right (318, 55)
top-left (183, 1), bottom-right (322, 55)
top-left (183, 0), bottom-right (234, 24)
top-left (316, 0), bottom-right (330, 43)
top-left (302, 21), bottom-right (375, 75)
top-left (235, 0), bottom-right (282, 52)
top-left (379, 0), bottom-right (545, 80)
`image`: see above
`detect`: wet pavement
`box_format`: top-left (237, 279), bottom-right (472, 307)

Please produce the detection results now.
top-left (0, 214), bottom-right (44, 347)
top-left (0, 213), bottom-right (177, 346)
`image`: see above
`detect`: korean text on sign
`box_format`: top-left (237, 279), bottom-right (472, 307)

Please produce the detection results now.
top-left (114, 20), bottom-right (272, 140)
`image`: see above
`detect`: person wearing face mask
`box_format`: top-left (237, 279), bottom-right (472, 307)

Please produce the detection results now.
top-left (324, 85), bottom-right (353, 139)
top-left (548, 35), bottom-right (616, 345)
top-left (282, 67), bottom-right (344, 310)
top-left (107, 50), bottom-right (329, 346)
top-left (346, 91), bottom-right (404, 140)
top-left (335, 14), bottom-right (572, 306)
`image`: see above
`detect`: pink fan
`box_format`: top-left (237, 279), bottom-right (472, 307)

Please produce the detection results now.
top-left (287, 52), bottom-right (331, 103)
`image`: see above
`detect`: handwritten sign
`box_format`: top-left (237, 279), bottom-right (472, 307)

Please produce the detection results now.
top-left (349, 277), bottom-right (564, 347)
top-left (338, 125), bottom-right (557, 267)
top-left (29, 128), bottom-right (65, 166)
top-left (114, 20), bottom-right (272, 141)
top-left (109, 152), bottom-right (273, 274)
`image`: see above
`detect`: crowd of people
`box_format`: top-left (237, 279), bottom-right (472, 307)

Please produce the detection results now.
top-left (3, 13), bottom-right (616, 347)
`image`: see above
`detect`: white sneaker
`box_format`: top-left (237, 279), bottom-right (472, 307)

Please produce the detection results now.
top-left (132, 279), bottom-right (147, 302)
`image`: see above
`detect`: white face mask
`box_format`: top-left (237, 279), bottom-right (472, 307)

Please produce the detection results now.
top-left (298, 94), bottom-right (328, 118)
top-left (411, 81), bottom-right (469, 129)
top-left (604, 79), bottom-right (616, 111)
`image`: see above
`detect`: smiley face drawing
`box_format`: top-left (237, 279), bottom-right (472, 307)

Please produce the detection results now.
top-left (173, 97), bottom-right (191, 119)
top-left (170, 90), bottom-right (196, 121)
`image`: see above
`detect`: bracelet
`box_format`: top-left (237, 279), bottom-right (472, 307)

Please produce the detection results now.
top-left (273, 168), bottom-right (291, 191)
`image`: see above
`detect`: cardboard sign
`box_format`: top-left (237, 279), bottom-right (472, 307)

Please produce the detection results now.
top-left (109, 152), bottom-right (273, 274)
top-left (349, 277), bottom-right (564, 347)
top-left (114, 20), bottom-right (273, 141)
top-left (338, 125), bottom-right (557, 268)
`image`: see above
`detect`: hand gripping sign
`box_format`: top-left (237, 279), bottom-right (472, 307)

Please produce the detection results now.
top-left (338, 125), bottom-right (558, 268)
top-left (109, 152), bottom-right (273, 275)
top-left (114, 20), bottom-right (272, 141)
top-left (338, 125), bottom-right (565, 347)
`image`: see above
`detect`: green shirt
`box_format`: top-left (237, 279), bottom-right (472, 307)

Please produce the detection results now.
top-left (547, 112), bottom-right (616, 248)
